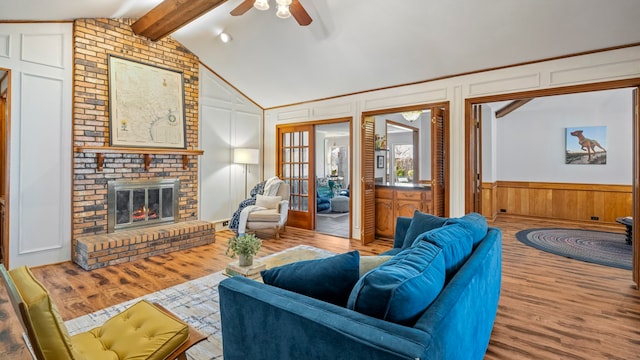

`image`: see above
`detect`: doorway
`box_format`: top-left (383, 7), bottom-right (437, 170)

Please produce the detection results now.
top-left (465, 79), bottom-right (640, 287)
top-left (276, 117), bottom-right (352, 236)
top-left (315, 122), bottom-right (350, 238)
top-left (361, 103), bottom-right (449, 244)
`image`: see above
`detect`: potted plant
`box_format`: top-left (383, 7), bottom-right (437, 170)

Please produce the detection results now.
top-left (226, 233), bottom-right (262, 266)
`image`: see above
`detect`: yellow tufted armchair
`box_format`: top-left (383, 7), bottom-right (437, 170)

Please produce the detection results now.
top-left (0, 264), bottom-right (205, 360)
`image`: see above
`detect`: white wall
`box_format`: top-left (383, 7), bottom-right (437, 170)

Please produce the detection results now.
top-left (0, 23), bottom-right (73, 267)
top-left (481, 106), bottom-right (497, 182)
top-left (264, 46), bottom-right (640, 240)
top-left (315, 131), bottom-right (326, 177)
top-left (494, 88), bottom-right (632, 184)
top-left (198, 65), bottom-right (263, 227)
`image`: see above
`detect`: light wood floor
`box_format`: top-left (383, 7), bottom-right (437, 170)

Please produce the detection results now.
top-left (1, 216), bottom-right (639, 359)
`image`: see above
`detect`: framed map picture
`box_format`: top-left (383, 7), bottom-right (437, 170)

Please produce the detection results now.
top-left (108, 55), bottom-right (186, 149)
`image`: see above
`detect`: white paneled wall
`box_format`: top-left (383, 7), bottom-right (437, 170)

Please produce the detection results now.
top-left (0, 23), bottom-right (72, 267)
top-left (265, 46), bottom-right (640, 240)
top-left (199, 66), bottom-right (262, 227)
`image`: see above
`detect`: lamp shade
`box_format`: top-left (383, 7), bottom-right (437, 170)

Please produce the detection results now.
top-left (234, 148), bottom-right (260, 165)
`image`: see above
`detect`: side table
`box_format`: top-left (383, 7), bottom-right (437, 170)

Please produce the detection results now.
top-left (225, 260), bottom-right (266, 280)
top-left (615, 217), bottom-right (633, 245)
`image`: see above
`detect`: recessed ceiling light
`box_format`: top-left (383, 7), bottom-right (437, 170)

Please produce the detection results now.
top-left (220, 32), bottom-right (232, 43)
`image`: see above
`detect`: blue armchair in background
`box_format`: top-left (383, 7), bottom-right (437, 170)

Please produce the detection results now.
top-left (317, 183), bottom-right (332, 212)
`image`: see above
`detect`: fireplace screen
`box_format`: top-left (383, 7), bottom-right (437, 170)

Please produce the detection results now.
top-left (108, 178), bottom-right (179, 232)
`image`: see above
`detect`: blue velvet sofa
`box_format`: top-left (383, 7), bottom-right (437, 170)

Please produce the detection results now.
top-left (219, 212), bottom-right (502, 360)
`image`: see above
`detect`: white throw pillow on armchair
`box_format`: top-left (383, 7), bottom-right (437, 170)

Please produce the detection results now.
top-left (256, 194), bottom-right (282, 209)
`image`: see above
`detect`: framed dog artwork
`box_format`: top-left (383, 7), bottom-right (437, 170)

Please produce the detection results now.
top-left (565, 126), bottom-right (607, 165)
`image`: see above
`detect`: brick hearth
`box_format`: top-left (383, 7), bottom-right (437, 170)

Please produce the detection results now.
top-left (74, 220), bottom-right (214, 270)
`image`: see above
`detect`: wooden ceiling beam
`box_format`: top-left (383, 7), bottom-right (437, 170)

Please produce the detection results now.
top-left (132, 0), bottom-right (229, 41)
top-left (495, 98), bottom-right (533, 118)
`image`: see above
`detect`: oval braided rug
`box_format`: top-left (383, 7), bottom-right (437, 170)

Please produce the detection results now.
top-left (515, 228), bottom-right (631, 270)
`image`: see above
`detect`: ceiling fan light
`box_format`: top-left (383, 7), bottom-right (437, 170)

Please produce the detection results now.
top-left (276, 4), bottom-right (291, 19)
top-left (219, 32), bottom-right (231, 43)
top-left (401, 111), bottom-right (422, 122)
top-left (254, 0), bottom-right (270, 11)
top-left (275, 0), bottom-right (292, 5)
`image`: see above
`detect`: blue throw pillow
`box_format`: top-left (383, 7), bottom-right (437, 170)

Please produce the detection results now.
top-left (418, 224), bottom-right (473, 281)
top-left (444, 212), bottom-right (488, 247)
top-left (261, 251), bottom-right (360, 306)
top-left (347, 241), bottom-right (445, 325)
top-left (401, 210), bottom-right (447, 249)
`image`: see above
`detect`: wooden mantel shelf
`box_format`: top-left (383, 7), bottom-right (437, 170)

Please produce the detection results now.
top-left (75, 146), bottom-right (204, 171)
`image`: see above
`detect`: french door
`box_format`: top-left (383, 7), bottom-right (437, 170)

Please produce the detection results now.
top-left (276, 124), bottom-right (314, 229)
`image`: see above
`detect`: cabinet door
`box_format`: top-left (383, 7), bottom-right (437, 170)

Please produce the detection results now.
top-left (375, 198), bottom-right (394, 239)
top-left (396, 200), bottom-right (422, 218)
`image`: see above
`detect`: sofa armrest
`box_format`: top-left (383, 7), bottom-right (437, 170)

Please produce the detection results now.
top-left (393, 216), bottom-right (412, 249)
top-left (219, 277), bottom-right (430, 360)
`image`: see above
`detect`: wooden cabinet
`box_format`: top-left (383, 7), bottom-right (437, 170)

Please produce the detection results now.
top-left (375, 198), bottom-right (394, 239)
top-left (374, 186), bottom-right (431, 239)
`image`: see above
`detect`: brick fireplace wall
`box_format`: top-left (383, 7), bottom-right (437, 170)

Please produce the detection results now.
top-left (72, 18), bottom-right (200, 238)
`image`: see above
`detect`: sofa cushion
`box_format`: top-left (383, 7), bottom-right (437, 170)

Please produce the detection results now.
top-left (261, 251), bottom-right (360, 306)
top-left (402, 210), bottom-right (447, 249)
top-left (347, 241), bottom-right (445, 325)
top-left (444, 212), bottom-right (488, 247)
top-left (418, 223), bottom-right (473, 280)
top-left (359, 255), bottom-right (393, 277)
top-left (256, 194), bottom-right (281, 209)
top-left (73, 300), bottom-right (189, 360)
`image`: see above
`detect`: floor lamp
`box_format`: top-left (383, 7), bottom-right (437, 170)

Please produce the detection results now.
top-left (234, 148), bottom-right (260, 198)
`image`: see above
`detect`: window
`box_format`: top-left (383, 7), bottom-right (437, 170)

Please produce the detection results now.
top-left (393, 144), bottom-right (413, 183)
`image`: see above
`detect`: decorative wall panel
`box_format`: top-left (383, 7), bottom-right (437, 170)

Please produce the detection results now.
top-left (312, 103), bottom-right (352, 117)
top-left (364, 88), bottom-right (447, 111)
top-left (18, 73), bottom-right (65, 254)
top-left (468, 73), bottom-right (540, 96)
top-left (550, 59), bottom-right (640, 85)
top-left (0, 34), bottom-right (10, 58)
top-left (21, 34), bottom-right (64, 68)
top-left (278, 108), bottom-right (310, 121)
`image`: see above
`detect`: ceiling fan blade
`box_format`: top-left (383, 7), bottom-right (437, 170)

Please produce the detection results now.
top-left (230, 0), bottom-right (254, 16)
top-left (290, 0), bottom-right (312, 26)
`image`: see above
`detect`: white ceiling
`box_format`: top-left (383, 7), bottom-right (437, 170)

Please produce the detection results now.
top-left (1, 0), bottom-right (639, 108)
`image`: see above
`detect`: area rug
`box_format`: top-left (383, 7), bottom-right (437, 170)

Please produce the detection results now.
top-left (515, 228), bottom-right (631, 270)
top-left (65, 245), bottom-right (335, 360)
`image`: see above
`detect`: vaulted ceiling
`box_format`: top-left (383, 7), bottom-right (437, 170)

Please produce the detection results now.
top-left (1, 0), bottom-right (639, 108)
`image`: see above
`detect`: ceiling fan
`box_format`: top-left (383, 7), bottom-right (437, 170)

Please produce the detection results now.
top-left (231, 0), bottom-right (312, 26)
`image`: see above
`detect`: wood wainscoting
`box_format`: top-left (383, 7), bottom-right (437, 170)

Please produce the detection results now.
top-left (481, 181), bottom-right (632, 224)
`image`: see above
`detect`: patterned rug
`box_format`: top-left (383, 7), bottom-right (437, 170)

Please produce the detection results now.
top-left (65, 245), bottom-right (335, 360)
top-left (515, 228), bottom-right (631, 270)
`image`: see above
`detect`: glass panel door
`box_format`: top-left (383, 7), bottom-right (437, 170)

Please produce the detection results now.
top-left (277, 124), bottom-right (314, 229)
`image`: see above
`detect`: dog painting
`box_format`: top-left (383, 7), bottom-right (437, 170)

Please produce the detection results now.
top-left (565, 126), bottom-right (607, 164)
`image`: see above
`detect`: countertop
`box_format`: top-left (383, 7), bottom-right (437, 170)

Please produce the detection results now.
top-left (375, 182), bottom-right (431, 189)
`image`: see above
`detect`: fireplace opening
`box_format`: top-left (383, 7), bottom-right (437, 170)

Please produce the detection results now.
top-left (108, 178), bottom-right (179, 232)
